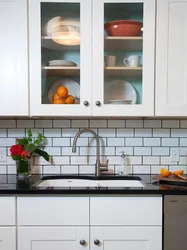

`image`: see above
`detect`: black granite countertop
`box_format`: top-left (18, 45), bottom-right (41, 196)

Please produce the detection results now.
top-left (0, 174), bottom-right (187, 195)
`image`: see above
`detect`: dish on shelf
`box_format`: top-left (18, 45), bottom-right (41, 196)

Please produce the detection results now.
top-left (108, 99), bottom-right (132, 104)
top-left (48, 60), bottom-right (77, 67)
top-left (105, 80), bottom-right (137, 104)
top-left (48, 79), bottom-right (80, 104)
top-left (104, 20), bottom-right (143, 36)
top-left (43, 16), bottom-right (62, 36)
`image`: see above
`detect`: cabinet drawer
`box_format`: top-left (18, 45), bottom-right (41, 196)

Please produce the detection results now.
top-left (90, 196), bottom-right (162, 226)
top-left (0, 197), bottom-right (15, 225)
top-left (17, 197), bottom-right (89, 226)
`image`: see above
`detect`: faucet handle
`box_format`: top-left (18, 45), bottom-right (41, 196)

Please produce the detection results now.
top-left (100, 157), bottom-right (109, 171)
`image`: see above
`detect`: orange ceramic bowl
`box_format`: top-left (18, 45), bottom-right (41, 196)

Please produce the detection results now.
top-left (104, 20), bottom-right (143, 37)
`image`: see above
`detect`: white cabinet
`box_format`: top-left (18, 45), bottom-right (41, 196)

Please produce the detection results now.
top-left (0, 0), bottom-right (28, 116)
top-left (156, 0), bottom-right (187, 116)
top-left (0, 228), bottom-right (16, 250)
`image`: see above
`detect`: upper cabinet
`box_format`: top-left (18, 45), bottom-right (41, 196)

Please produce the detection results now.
top-left (29, 0), bottom-right (92, 116)
top-left (29, 0), bottom-right (155, 117)
top-left (156, 0), bottom-right (187, 116)
top-left (92, 0), bottom-right (156, 116)
top-left (0, 0), bottom-right (28, 116)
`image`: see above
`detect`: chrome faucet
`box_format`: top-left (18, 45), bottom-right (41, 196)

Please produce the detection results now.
top-left (72, 128), bottom-right (108, 177)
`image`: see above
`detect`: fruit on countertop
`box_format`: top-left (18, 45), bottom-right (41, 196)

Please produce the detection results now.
top-left (160, 168), bottom-right (172, 177)
top-left (173, 170), bottom-right (184, 176)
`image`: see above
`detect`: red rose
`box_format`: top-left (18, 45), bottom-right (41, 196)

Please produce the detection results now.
top-left (10, 145), bottom-right (23, 156)
top-left (20, 150), bottom-right (30, 160)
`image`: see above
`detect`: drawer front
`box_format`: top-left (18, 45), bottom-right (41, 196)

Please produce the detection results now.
top-left (0, 197), bottom-right (15, 225)
top-left (17, 197), bottom-right (89, 226)
top-left (90, 196), bottom-right (162, 226)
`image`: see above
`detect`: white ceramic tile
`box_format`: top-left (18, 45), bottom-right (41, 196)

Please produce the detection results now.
top-left (88, 156), bottom-right (97, 164)
top-left (116, 128), bottom-right (133, 137)
top-left (80, 147), bottom-right (96, 156)
top-left (144, 138), bottom-right (161, 146)
top-left (108, 120), bottom-right (125, 128)
top-left (90, 120), bottom-right (107, 128)
top-left (0, 138), bottom-right (15, 147)
top-left (8, 129), bottom-right (25, 137)
top-left (162, 120), bottom-right (179, 128)
top-left (44, 129), bottom-right (61, 137)
top-left (0, 129), bottom-right (6, 137)
top-left (128, 156), bottom-right (142, 164)
top-left (169, 165), bottom-right (187, 174)
top-left (135, 129), bottom-right (152, 137)
top-left (79, 129), bottom-right (97, 137)
top-left (126, 138), bottom-right (142, 146)
top-left (31, 165), bottom-right (42, 174)
top-left (0, 166), bottom-right (6, 174)
top-left (50, 156), bottom-right (69, 165)
top-left (106, 156), bottom-right (121, 164)
top-left (162, 138), bottom-right (179, 146)
top-left (126, 119), bottom-right (143, 128)
top-left (88, 137), bottom-right (106, 147)
top-left (107, 138), bottom-right (124, 146)
top-left (133, 165), bottom-right (150, 174)
top-left (144, 120), bottom-right (161, 128)
top-left (161, 156), bottom-right (177, 165)
top-left (152, 147), bottom-right (169, 156)
top-left (180, 120), bottom-right (187, 128)
top-left (116, 147), bottom-right (133, 156)
top-left (171, 129), bottom-right (187, 137)
top-left (61, 166), bottom-right (78, 174)
top-left (40, 137), bottom-right (52, 147)
top-left (100, 147), bottom-right (115, 156)
top-left (17, 120), bottom-right (34, 128)
top-left (179, 147), bottom-right (187, 156)
top-left (179, 157), bottom-right (187, 165)
top-left (34, 156), bottom-right (51, 165)
top-left (143, 156), bottom-right (160, 165)
top-left (0, 120), bottom-right (16, 128)
top-left (43, 165), bottom-right (60, 174)
top-left (134, 147), bottom-right (151, 156)
top-left (62, 147), bottom-right (79, 156)
top-left (79, 165), bottom-right (95, 174)
top-left (7, 165), bottom-right (16, 174)
top-left (71, 156), bottom-right (87, 165)
top-left (151, 166), bottom-right (162, 174)
top-left (180, 138), bottom-right (187, 146)
top-left (71, 120), bottom-right (89, 128)
top-left (62, 128), bottom-right (79, 137)
top-left (35, 120), bottom-right (52, 128)
top-left (71, 137), bottom-right (88, 146)
top-left (0, 156), bottom-right (15, 165)
top-left (44, 147), bottom-right (61, 156)
top-left (153, 129), bottom-right (170, 137)
top-left (98, 129), bottom-right (115, 137)
top-left (53, 120), bottom-right (70, 128)
top-left (53, 138), bottom-right (70, 146)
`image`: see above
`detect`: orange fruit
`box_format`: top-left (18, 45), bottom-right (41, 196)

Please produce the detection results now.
top-left (53, 98), bottom-right (65, 104)
top-left (53, 93), bottom-right (60, 100)
top-left (56, 86), bottom-right (68, 99)
top-left (65, 95), bottom-right (75, 104)
top-left (173, 170), bottom-right (184, 176)
top-left (160, 167), bottom-right (172, 177)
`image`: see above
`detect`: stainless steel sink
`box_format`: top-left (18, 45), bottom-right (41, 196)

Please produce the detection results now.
top-left (36, 176), bottom-right (146, 188)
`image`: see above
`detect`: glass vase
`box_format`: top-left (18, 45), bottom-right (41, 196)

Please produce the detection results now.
top-left (16, 159), bottom-right (31, 178)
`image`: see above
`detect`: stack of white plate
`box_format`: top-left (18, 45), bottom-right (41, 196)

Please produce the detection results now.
top-left (48, 60), bottom-right (77, 67)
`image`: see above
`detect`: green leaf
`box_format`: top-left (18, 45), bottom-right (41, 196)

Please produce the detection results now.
top-left (33, 148), bottom-right (50, 161)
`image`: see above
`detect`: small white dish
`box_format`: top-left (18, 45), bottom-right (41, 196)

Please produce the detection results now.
top-left (48, 60), bottom-right (77, 66)
top-left (108, 99), bottom-right (132, 104)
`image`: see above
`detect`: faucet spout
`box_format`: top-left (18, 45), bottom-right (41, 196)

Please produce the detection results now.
top-left (72, 128), bottom-right (107, 177)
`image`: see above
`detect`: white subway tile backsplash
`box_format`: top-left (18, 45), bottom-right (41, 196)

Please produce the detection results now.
top-left (100, 147), bottom-right (115, 156)
top-left (72, 120), bottom-right (89, 128)
top-left (162, 120), bottom-right (179, 128)
top-left (151, 165), bottom-right (162, 174)
top-left (180, 120), bottom-right (187, 128)
top-left (44, 147), bottom-right (61, 156)
top-left (35, 120), bottom-right (52, 128)
top-left (44, 129), bottom-right (61, 137)
top-left (79, 165), bottom-right (95, 174)
top-left (134, 147), bottom-right (151, 156)
top-left (62, 128), bottom-right (79, 137)
top-left (161, 156), bottom-right (177, 165)
top-left (61, 166), bottom-right (78, 174)
top-left (169, 165), bottom-right (187, 174)
top-left (53, 120), bottom-right (70, 128)
top-left (43, 165), bottom-right (60, 174)
top-left (143, 156), bottom-right (159, 165)
top-left (144, 138), bottom-right (161, 146)
top-left (53, 138), bottom-right (70, 147)
top-left (153, 129), bottom-right (170, 137)
top-left (128, 156), bottom-right (142, 164)
top-left (0, 120), bottom-right (16, 128)
top-left (126, 138), bottom-right (142, 146)
top-left (88, 137), bottom-right (106, 147)
top-left (117, 129), bottom-right (133, 137)
top-left (30, 129), bottom-right (43, 137)
top-left (98, 129), bottom-right (115, 137)
top-left (72, 137), bottom-right (88, 146)
top-left (0, 166), bottom-right (6, 174)
top-left (0, 138), bottom-right (15, 147)
top-left (179, 157), bottom-right (187, 165)
top-left (8, 129), bottom-right (25, 138)
top-left (71, 156), bottom-right (87, 165)
top-left (62, 147), bottom-right (79, 156)
top-left (90, 120), bottom-right (107, 128)
top-left (50, 156), bottom-right (69, 165)
top-left (171, 129), bottom-right (187, 137)
top-left (162, 138), bottom-right (179, 146)
top-left (116, 147), bottom-right (133, 156)
top-left (180, 138), bottom-right (187, 146)
top-left (144, 120), bottom-right (161, 128)
top-left (108, 120), bottom-right (125, 128)
top-left (135, 129), bottom-right (152, 137)
top-left (80, 147), bottom-right (96, 156)
top-left (152, 147), bottom-right (169, 156)
top-left (133, 165), bottom-right (150, 174)
top-left (126, 119), bottom-right (143, 128)
top-left (0, 129), bottom-right (6, 137)
top-left (107, 138), bottom-right (124, 146)
top-left (179, 147), bottom-right (187, 156)
top-left (7, 165), bottom-right (16, 174)
top-left (17, 120), bottom-right (34, 128)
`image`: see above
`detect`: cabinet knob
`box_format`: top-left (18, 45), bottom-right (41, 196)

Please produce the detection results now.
top-left (94, 239), bottom-right (100, 245)
top-left (83, 101), bottom-right (89, 106)
top-left (80, 240), bottom-right (86, 245)
top-left (95, 101), bottom-right (101, 106)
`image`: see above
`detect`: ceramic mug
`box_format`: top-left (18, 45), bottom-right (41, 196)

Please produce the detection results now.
top-left (123, 55), bottom-right (140, 67)
top-left (104, 55), bottom-right (116, 67)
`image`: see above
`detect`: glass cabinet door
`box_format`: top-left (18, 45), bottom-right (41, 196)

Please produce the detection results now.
top-left (92, 0), bottom-right (155, 116)
top-left (29, 0), bottom-right (91, 116)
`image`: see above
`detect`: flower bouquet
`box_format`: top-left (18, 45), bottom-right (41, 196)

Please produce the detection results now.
top-left (10, 129), bottom-right (49, 177)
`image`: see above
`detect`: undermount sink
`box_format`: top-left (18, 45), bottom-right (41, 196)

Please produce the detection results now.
top-left (36, 176), bottom-right (146, 188)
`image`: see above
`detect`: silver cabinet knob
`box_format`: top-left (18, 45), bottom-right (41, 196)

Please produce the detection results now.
top-left (94, 239), bottom-right (100, 245)
top-left (95, 101), bottom-right (101, 106)
top-left (80, 240), bottom-right (86, 245)
top-left (83, 101), bottom-right (89, 106)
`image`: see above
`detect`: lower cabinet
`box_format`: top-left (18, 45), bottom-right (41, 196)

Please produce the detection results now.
top-left (18, 227), bottom-right (89, 250)
top-left (0, 227), bottom-right (16, 250)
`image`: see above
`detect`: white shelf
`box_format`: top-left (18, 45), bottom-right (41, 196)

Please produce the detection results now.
top-left (41, 37), bottom-right (80, 51)
top-left (104, 36), bottom-right (143, 51)
top-left (43, 66), bottom-right (80, 77)
top-left (104, 67), bottom-right (142, 77)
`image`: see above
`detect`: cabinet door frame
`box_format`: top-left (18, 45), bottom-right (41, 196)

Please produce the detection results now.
top-left (29, 0), bottom-right (92, 116)
top-left (92, 0), bottom-right (156, 116)
top-left (0, 227), bottom-right (16, 250)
